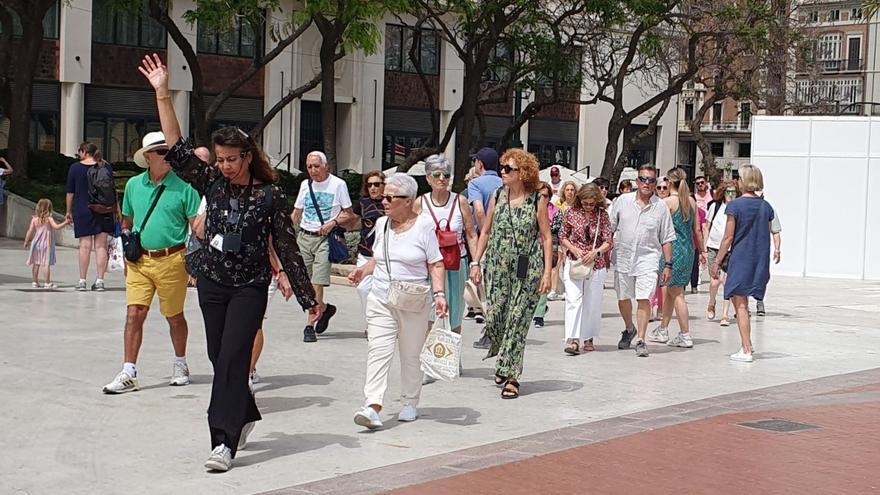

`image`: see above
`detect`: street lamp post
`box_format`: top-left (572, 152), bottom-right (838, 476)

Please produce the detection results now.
top-left (511, 88), bottom-right (532, 149)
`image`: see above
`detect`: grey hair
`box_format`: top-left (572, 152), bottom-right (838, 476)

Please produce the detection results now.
top-left (424, 154), bottom-right (450, 174)
top-left (307, 150), bottom-right (328, 166)
top-left (385, 173), bottom-right (418, 198)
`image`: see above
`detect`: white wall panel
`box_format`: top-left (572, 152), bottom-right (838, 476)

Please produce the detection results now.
top-left (804, 157), bottom-right (868, 278)
top-left (864, 159), bottom-right (880, 280)
top-left (751, 118), bottom-right (811, 157)
top-left (758, 155), bottom-right (810, 277)
top-left (809, 118), bottom-right (869, 158)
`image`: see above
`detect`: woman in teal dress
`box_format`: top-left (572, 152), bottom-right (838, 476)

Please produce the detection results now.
top-left (470, 149), bottom-right (553, 399)
top-left (648, 167), bottom-right (706, 348)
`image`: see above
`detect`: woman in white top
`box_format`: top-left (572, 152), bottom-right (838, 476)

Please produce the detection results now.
top-left (348, 174), bottom-right (448, 430)
top-left (705, 179), bottom-right (739, 326)
top-left (413, 155), bottom-right (479, 336)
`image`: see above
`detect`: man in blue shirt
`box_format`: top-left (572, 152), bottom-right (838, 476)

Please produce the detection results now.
top-left (466, 147), bottom-right (502, 232)
top-left (466, 147), bottom-right (502, 348)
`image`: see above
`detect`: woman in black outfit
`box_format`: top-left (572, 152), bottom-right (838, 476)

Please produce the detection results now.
top-left (139, 54), bottom-right (321, 472)
top-left (353, 171), bottom-right (386, 330)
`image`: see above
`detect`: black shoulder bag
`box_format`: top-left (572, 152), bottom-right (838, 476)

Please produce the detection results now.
top-left (122, 185), bottom-right (166, 262)
top-left (307, 180), bottom-right (350, 263)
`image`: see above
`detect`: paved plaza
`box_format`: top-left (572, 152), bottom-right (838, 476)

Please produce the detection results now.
top-left (1, 238), bottom-right (879, 494)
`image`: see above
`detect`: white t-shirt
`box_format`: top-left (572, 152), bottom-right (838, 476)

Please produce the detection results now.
top-left (370, 216), bottom-right (443, 303)
top-left (294, 175), bottom-right (352, 232)
top-left (419, 193), bottom-right (466, 254)
top-left (706, 202), bottom-right (727, 249)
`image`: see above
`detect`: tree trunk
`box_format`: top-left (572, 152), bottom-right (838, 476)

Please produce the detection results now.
top-left (690, 96), bottom-right (722, 183)
top-left (6, 15), bottom-right (44, 178)
top-left (318, 35), bottom-right (338, 171)
top-left (0, 6), bottom-right (13, 117)
top-left (600, 115), bottom-right (626, 180)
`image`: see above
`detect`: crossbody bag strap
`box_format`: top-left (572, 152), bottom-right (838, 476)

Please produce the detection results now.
top-left (137, 184), bottom-right (166, 233)
top-left (422, 194), bottom-right (442, 229)
top-left (307, 180), bottom-right (326, 225)
top-left (445, 193), bottom-right (458, 232)
top-left (383, 217), bottom-right (394, 283)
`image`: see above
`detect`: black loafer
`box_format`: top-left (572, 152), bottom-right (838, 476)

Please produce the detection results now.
top-left (473, 334), bottom-right (491, 349)
top-left (315, 304), bottom-right (336, 334)
top-left (303, 325), bottom-right (317, 343)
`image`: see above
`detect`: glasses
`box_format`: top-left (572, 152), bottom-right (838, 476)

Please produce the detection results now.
top-left (637, 176), bottom-right (657, 184)
top-left (431, 171), bottom-right (452, 179)
top-left (366, 182), bottom-right (385, 188)
top-left (657, 185), bottom-right (668, 190)
top-left (501, 165), bottom-right (519, 174)
top-left (381, 194), bottom-right (409, 202)
top-left (696, 180), bottom-right (707, 185)
top-left (598, 185), bottom-right (608, 191)
top-left (724, 189), bottom-right (737, 195)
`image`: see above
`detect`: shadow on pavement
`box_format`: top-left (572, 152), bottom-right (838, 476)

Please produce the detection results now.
top-left (318, 331), bottom-right (371, 340)
top-left (372, 406), bottom-right (483, 432)
top-left (255, 373), bottom-right (335, 394)
top-left (518, 379), bottom-right (584, 396)
top-left (235, 432), bottom-right (360, 467)
top-left (256, 395), bottom-right (334, 414)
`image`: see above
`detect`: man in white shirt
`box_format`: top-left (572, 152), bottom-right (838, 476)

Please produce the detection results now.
top-left (292, 151), bottom-right (354, 343)
top-left (610, 164), bottom-right (676, 357)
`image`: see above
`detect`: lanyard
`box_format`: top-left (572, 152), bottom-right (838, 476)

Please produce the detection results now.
top-left (225, 173), bottom-right (254, 234)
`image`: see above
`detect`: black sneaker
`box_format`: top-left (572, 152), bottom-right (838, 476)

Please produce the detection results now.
top-left (315, 304), bottom-right (336, 334)
top-left (475, 314), bottom-right (485, 324)
top-left (534, 317), bottom-right (544, 328)
top-left (617, 327), bottom-right (636, 349)
top-left (464, 310), bottom-right (476, 320)
top-left (303, 325), bottom-right (317, 343)
top-left (756, 301), bottom-right (766, 316)
top-left (473, 334), bottom-right (491, 349)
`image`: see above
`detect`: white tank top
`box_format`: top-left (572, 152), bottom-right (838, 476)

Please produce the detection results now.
top-left (420, 193), bottom-right (466, 254)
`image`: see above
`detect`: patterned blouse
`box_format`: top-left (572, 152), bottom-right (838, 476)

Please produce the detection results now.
top-left (165, 139), bottom-right (316, 310)
top-left (560, 207), bottom-right (613, 270)
top-left (354, 197), bottom-right (384, 257)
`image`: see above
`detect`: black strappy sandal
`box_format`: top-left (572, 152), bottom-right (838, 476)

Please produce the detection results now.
top-left (501, 380), bottom-right (520, 399)
top-left (494, 374), bottom-right (506, 386)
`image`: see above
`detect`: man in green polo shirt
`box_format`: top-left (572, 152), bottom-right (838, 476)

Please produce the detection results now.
top-left (103, 131), bottom-right (201, 395)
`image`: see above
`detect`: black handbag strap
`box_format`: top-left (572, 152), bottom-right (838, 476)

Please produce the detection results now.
top-left (137, 185), bottom-right (166, 233)
top-left (307, 180), bottom-right (326, 225)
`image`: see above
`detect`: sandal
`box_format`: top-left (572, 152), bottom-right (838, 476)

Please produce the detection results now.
top-left (564, 341), bottom-right (580, 355)
top-left (583, 339), bottom-right (595, 352)
top-left (707, 304), bottom-right (716, 321)
top-left (494, 374), bottom-right (506, 386)
top-left (501, 380), bottom-right (519, 399)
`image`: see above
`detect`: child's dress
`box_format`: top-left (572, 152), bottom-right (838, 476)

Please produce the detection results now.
top-left (27, 218), bottom-right (56, 266)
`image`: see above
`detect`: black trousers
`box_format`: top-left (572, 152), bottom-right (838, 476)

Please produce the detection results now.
top-left (197, 275), bottom-right (268, 458)
top-left (690, 249), bottom-right (700, 290)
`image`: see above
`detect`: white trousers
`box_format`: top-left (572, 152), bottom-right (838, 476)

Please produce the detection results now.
top-left (363, 292), bottom-right (430, 408)
top-left (356, 254), bottom-right (372, 311)
top-left (562, 261), bottom-right (607, 342)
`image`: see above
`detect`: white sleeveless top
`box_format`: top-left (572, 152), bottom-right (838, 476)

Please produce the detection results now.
top-left (419, 192), bottom-right (466, 255)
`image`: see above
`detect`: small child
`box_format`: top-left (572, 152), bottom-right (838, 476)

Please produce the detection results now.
top-left (24, 199), bottom-right (69, 288)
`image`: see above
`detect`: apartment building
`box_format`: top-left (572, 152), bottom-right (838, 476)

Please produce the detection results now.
top-left (0, 0), bottom-right (588, 174)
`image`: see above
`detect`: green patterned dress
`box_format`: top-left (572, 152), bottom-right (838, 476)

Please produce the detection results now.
top-left (661, 205), bottom-right (695, 288)
top-left (484, 189), bottom-right (544, 380)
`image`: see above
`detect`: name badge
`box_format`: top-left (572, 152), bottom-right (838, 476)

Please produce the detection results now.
top-left (210, 234), bottom-right (224, 252)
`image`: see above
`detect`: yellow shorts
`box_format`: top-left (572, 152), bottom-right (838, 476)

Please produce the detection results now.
top-left (126, 250), bottom-right (189, 317)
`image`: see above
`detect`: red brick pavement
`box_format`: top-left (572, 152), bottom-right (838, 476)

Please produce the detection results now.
top-left (390, 403), bottom-right (880, 495)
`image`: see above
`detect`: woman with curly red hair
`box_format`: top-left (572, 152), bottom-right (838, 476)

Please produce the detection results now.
top-left (470, 149), bottom-right (553, 399)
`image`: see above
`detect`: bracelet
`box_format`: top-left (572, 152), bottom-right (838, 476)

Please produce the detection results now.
top-left (469, 261), bottom-right (481, 268)
top-left (665, 262), bottom-right (673, 267)
top-left (156, 95), bottom-right (171, 101)
top-left (433, 291), bottom-right (446, 298)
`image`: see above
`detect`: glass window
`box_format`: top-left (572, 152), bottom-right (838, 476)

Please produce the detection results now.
top-left (738, 142), bottom-right (751, 158)
top-left (740, 102), bottom-right (752, 129)
top-left (1, 1), bottom-right (59, 38)
top-left (85, 121), bottom-right (106, 156)
top-left (197, 21), bottom-right (256, 58)
top-left (240, 22), bottom-right (256, 58)
top-left (197, 27), bottom-right (217, 53)
top-left (92, 4), bottom-right (114, 43)
top-left (92, 0), bottom-right (166, 48)
top-left (384, 25), bottom-right (439, 75)
top-left (114, 11), bottom-right (139, 46)
top-left (31, 114), bottom-right (58, 152)
top-left (710, 142), bottom-right (724, 156)
top-left (141, 16), bottom-right (165, 48)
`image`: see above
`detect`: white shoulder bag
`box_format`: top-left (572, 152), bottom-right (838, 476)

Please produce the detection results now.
top-left (383, 218), bottom-right (431, 312)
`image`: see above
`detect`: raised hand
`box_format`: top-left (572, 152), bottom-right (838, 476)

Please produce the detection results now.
top-left (137, 53), bottom-right (169, 93)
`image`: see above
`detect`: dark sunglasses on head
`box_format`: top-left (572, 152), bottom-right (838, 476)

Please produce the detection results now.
top-left (366, 182), bottom-right (385, 188)
top-left (501, 165), bottom-right (519, 174)
top-left (431, 171), bottom-right (451, 179)
top-left (637, 176), bottom-right (657, 184)
top-left (382, 194), bottom-right (409, 202)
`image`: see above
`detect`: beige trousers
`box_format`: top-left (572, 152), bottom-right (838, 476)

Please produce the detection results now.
top-left (363, 292), bottom-right (431, 408)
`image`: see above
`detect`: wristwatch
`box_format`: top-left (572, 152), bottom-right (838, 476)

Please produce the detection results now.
top-left (469, 261), bottom-right (481, 268)
top-left (665, 261), bottom-right (673, 268)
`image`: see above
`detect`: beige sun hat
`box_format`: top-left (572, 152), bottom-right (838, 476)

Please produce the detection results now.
top-left (133, 131), bottom-right (168, 168)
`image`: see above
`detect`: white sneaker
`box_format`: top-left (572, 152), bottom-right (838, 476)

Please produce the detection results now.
top-left (398, 405), bottom-right (419, 422)
top-left (668, 332), bottom-right (694, 348)
top-left (205, 444), bottom-right (232, 471)
top-left (647, 325), bottom-right (669, 343)
top-left (170, 361), bottom-right (190, 386)
top-left (729, 348), bottom-right (754, 362)
top-left (102, 371), bottom-right (139, 394)
top-left (353, 406), bottom-right (383, 430)
top-left (238, 422), bottom-right (255, 451)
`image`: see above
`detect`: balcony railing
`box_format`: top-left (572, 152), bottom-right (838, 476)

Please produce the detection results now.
top-left (678, 121), bottom-right (752, 132)
top-left (818, 59), bottom-right (866, 73)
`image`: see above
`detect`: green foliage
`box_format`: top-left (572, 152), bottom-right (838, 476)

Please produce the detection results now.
top-left (301, 0), bottom-right (411, 56)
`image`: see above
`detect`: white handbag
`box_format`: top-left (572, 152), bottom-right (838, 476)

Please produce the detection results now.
top-left (383, 218), bottom-right (430, 312)
top-left (568, 214), bottom-right (601, 281)
top-left (420, 317), bottom-right (462, 381)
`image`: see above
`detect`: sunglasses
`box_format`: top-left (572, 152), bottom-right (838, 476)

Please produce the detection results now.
top-left (431, 171), bottom-right (452, 179)
top-left (150, 149), bottom-right (168, 156)
top-left (657, 185), bottom-right (668, 190)
top-left (501, 165), bottom-right (519, 174)
top-left (366, 182), bottom-right (385, 188)
top-left (381, 194), bottom-right (409, 202)
top-left (696, 181), bottom-right (707, 185)
top-left (725, 189), bottom-right (737, 195)
top-left (637, 176), bottom-right (658, 184)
